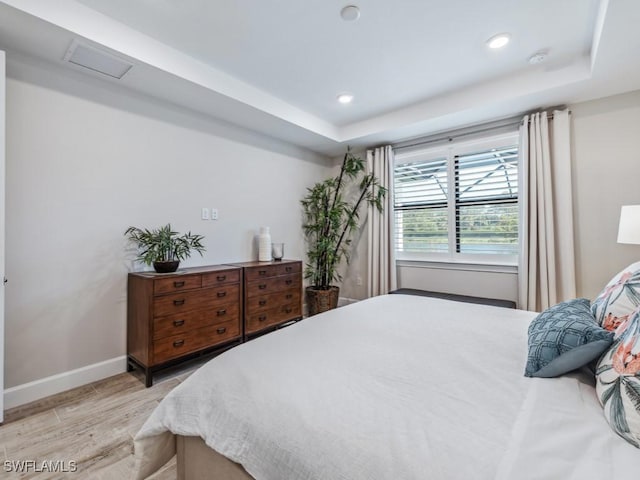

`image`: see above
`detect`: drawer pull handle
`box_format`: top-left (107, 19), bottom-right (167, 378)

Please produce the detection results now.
top-left (258, 300), bottom-right (267, 306)
top-left (285, 308), bottom-right (292, 314)
top-left (217, 291), bottom-right (227, 298)
top-left (217, 309), bottom-right (227, 316)
top-left (217, 275), bottom-right (226, 281)
top-left (258, 284), bottom-right (267, 290)
top-left (174, 281), bottom-right (185, 288)
top-left (285, 294), bottom-right (293, 299)
top-left (173, 339), bottom-right (185, 348)
top-left (285, 266), bottom-right (292, 272)
top-left (285, 279), bottom-right (292, 285)
top-left (173, 319), bottom-right (185, 327)
top-left (216, 327), bottom-right (227, 334)
top-left (258, 315), bottom-right (267, 322)
top-left (173, 299), bottom-right (185, 306)
top-left (258, 270), bottom-right (267, 276)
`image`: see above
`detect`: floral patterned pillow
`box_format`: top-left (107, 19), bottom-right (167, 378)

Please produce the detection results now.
top-left (591, 261), bottom-right (640, 331)
top-left (595, 307), bottom-right (640, 448)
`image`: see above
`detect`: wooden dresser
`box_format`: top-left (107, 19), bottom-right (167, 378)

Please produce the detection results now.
top-left (232, 260), bottom-right (303, 338)
top-left (127, 265), bottom-right (242, 387)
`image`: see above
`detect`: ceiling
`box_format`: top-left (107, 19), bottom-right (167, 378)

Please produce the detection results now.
top-left (0, 0), bottom-right (639, 156)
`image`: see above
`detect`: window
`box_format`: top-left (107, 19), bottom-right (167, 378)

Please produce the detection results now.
top-left (394, 133), bottom-right (519, 264)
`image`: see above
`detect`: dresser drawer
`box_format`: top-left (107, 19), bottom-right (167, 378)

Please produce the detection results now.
top-left (153, 319), bottom-right (241, 363)
top-left (153, 301), bottom-right (240, 340)
top-left (202, 269), bottom-right (240, 287)
top-left (154, 275), bottom-right (202, 295)
top-left (245, 304), bottom-right (301, 334)
top-left (244, 264), bottom-right (280, 282)
top-left (246, 273), bottom-right (301, 298)
top-left (246, 289), bottom-right (301, 315)
top-left (276, 262), bottom-right (301, 276)
top-left (154, 284), bottom-right (240, 317)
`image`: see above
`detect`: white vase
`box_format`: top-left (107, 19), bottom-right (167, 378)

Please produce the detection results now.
top-left (258, 227), bottom-right (271, 261)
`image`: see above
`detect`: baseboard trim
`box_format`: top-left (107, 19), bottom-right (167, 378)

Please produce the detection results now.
top-left (4, 356), bottom-right (127, 409)
top-left (338, 297), bottom-right (360, 307)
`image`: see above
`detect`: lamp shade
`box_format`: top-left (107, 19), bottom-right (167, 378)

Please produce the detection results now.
top-left (617, 205), bottom-right (640, 244)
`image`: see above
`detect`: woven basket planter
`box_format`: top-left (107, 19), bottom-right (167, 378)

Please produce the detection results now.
top-left (306, 286), bottom-right (339, 316)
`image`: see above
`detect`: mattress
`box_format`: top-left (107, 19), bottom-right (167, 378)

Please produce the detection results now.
top-left (134, 294), bottom-right (640, 479)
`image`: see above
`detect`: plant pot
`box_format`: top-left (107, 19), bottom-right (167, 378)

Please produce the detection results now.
top-left (306, 286), bottom-right (339, 316)
top-left (153, 260), bottom-right (180, 273)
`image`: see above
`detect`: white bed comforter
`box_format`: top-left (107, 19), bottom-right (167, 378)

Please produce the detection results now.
top-left (134, 294), bottom-right (640, 480)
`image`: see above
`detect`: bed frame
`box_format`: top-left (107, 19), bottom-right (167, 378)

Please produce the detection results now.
top-left (176, 436), bottom-right (253, 480)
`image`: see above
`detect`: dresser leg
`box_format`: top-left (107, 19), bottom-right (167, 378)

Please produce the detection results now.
top-left (145, 368), bottom-right (153, 388)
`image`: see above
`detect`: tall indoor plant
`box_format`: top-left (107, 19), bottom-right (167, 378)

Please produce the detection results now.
top-left (301, 149), bottom-right (386, 315)
top-left (125, 223), bottom-right (206, 273)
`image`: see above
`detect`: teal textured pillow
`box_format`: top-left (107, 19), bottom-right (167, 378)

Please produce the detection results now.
top-left (525, 298), bottom-right (614, 378)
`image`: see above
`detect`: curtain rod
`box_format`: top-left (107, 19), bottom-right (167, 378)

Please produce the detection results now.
top-left (393, 120), bottom-right (519, 151)
top-left (521, 109), bottom-right (572, 122)
top-left (392, 108), bottom-right (570, 152)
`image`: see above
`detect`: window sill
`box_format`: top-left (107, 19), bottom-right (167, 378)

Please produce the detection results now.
top-left (396, 258), bottom-right (518, 274)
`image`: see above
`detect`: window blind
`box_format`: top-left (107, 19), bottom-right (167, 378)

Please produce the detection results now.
top-left (455, 146), bottom-right (519, 255)
top-left (394, 157), bottom-right (449, 253)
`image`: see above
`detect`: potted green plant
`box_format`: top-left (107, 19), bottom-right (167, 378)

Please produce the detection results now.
top-left (301, 149), bottom-right (386, 315)
top-left (125, 223), bottom-right (206, 273)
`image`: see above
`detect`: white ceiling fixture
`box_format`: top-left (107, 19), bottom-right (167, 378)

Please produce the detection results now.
top-left (340, 5), bottom-right (360, 22)
top-left (486, 33), bottom-right (511, 49)
top-left (337, 93), bottom-right (354, 104)
top-left (0, 0), bottom-right (637, 155)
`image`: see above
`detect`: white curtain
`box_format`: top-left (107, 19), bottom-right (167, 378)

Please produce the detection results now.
top-left (518, 109), bottom-right (576, 311)
top-left (366, 146), bottom-right (397, 297)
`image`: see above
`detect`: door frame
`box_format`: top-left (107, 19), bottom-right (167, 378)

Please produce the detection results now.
top-left (0, 50), bottom-right (6, 423)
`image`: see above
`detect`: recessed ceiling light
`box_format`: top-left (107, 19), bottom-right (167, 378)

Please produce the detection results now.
top-left (340, 5), bottom-right (360, 22)
top-left (337, 93), bottom-right (354, 104)
top-left (486, 33), bottom-right (511, 49)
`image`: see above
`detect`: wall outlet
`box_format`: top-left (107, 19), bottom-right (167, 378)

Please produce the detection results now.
top-left (201, 207), bottom-right (210, 220)
top-left (211, 208), bottom-right (218, 220)
top-left (356, 275), bottom-right (363, 286)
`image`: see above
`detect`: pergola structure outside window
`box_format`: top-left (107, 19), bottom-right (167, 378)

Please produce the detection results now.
top-left (394, 132), bottom-right (519, 264)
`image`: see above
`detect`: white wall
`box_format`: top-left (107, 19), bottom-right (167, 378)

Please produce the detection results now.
top-left (397, 263), bottom-right (517, 301)
top-left (327, 151), bottom-right (370, 302)
top-left (571, 89), bottom-right (640, 299)
top-left (4, 55), bottom-right (330, 402)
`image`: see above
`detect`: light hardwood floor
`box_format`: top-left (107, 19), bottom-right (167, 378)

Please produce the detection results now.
top-left (0, 362), bottom-right (203, 479)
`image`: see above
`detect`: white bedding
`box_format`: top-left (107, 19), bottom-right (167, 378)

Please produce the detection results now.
top-left (134, 294), bottom-right (640, 479)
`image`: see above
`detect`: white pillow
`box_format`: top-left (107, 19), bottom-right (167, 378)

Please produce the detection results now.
top-left (592, 261), bottom-right (640, 331)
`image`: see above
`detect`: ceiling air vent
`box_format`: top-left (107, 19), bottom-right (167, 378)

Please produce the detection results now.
top-left (63, 40), bottom-right (133, 79)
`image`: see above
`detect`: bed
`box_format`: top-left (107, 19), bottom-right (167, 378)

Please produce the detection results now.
top-left (133, 294), bottom-right (640, 479)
